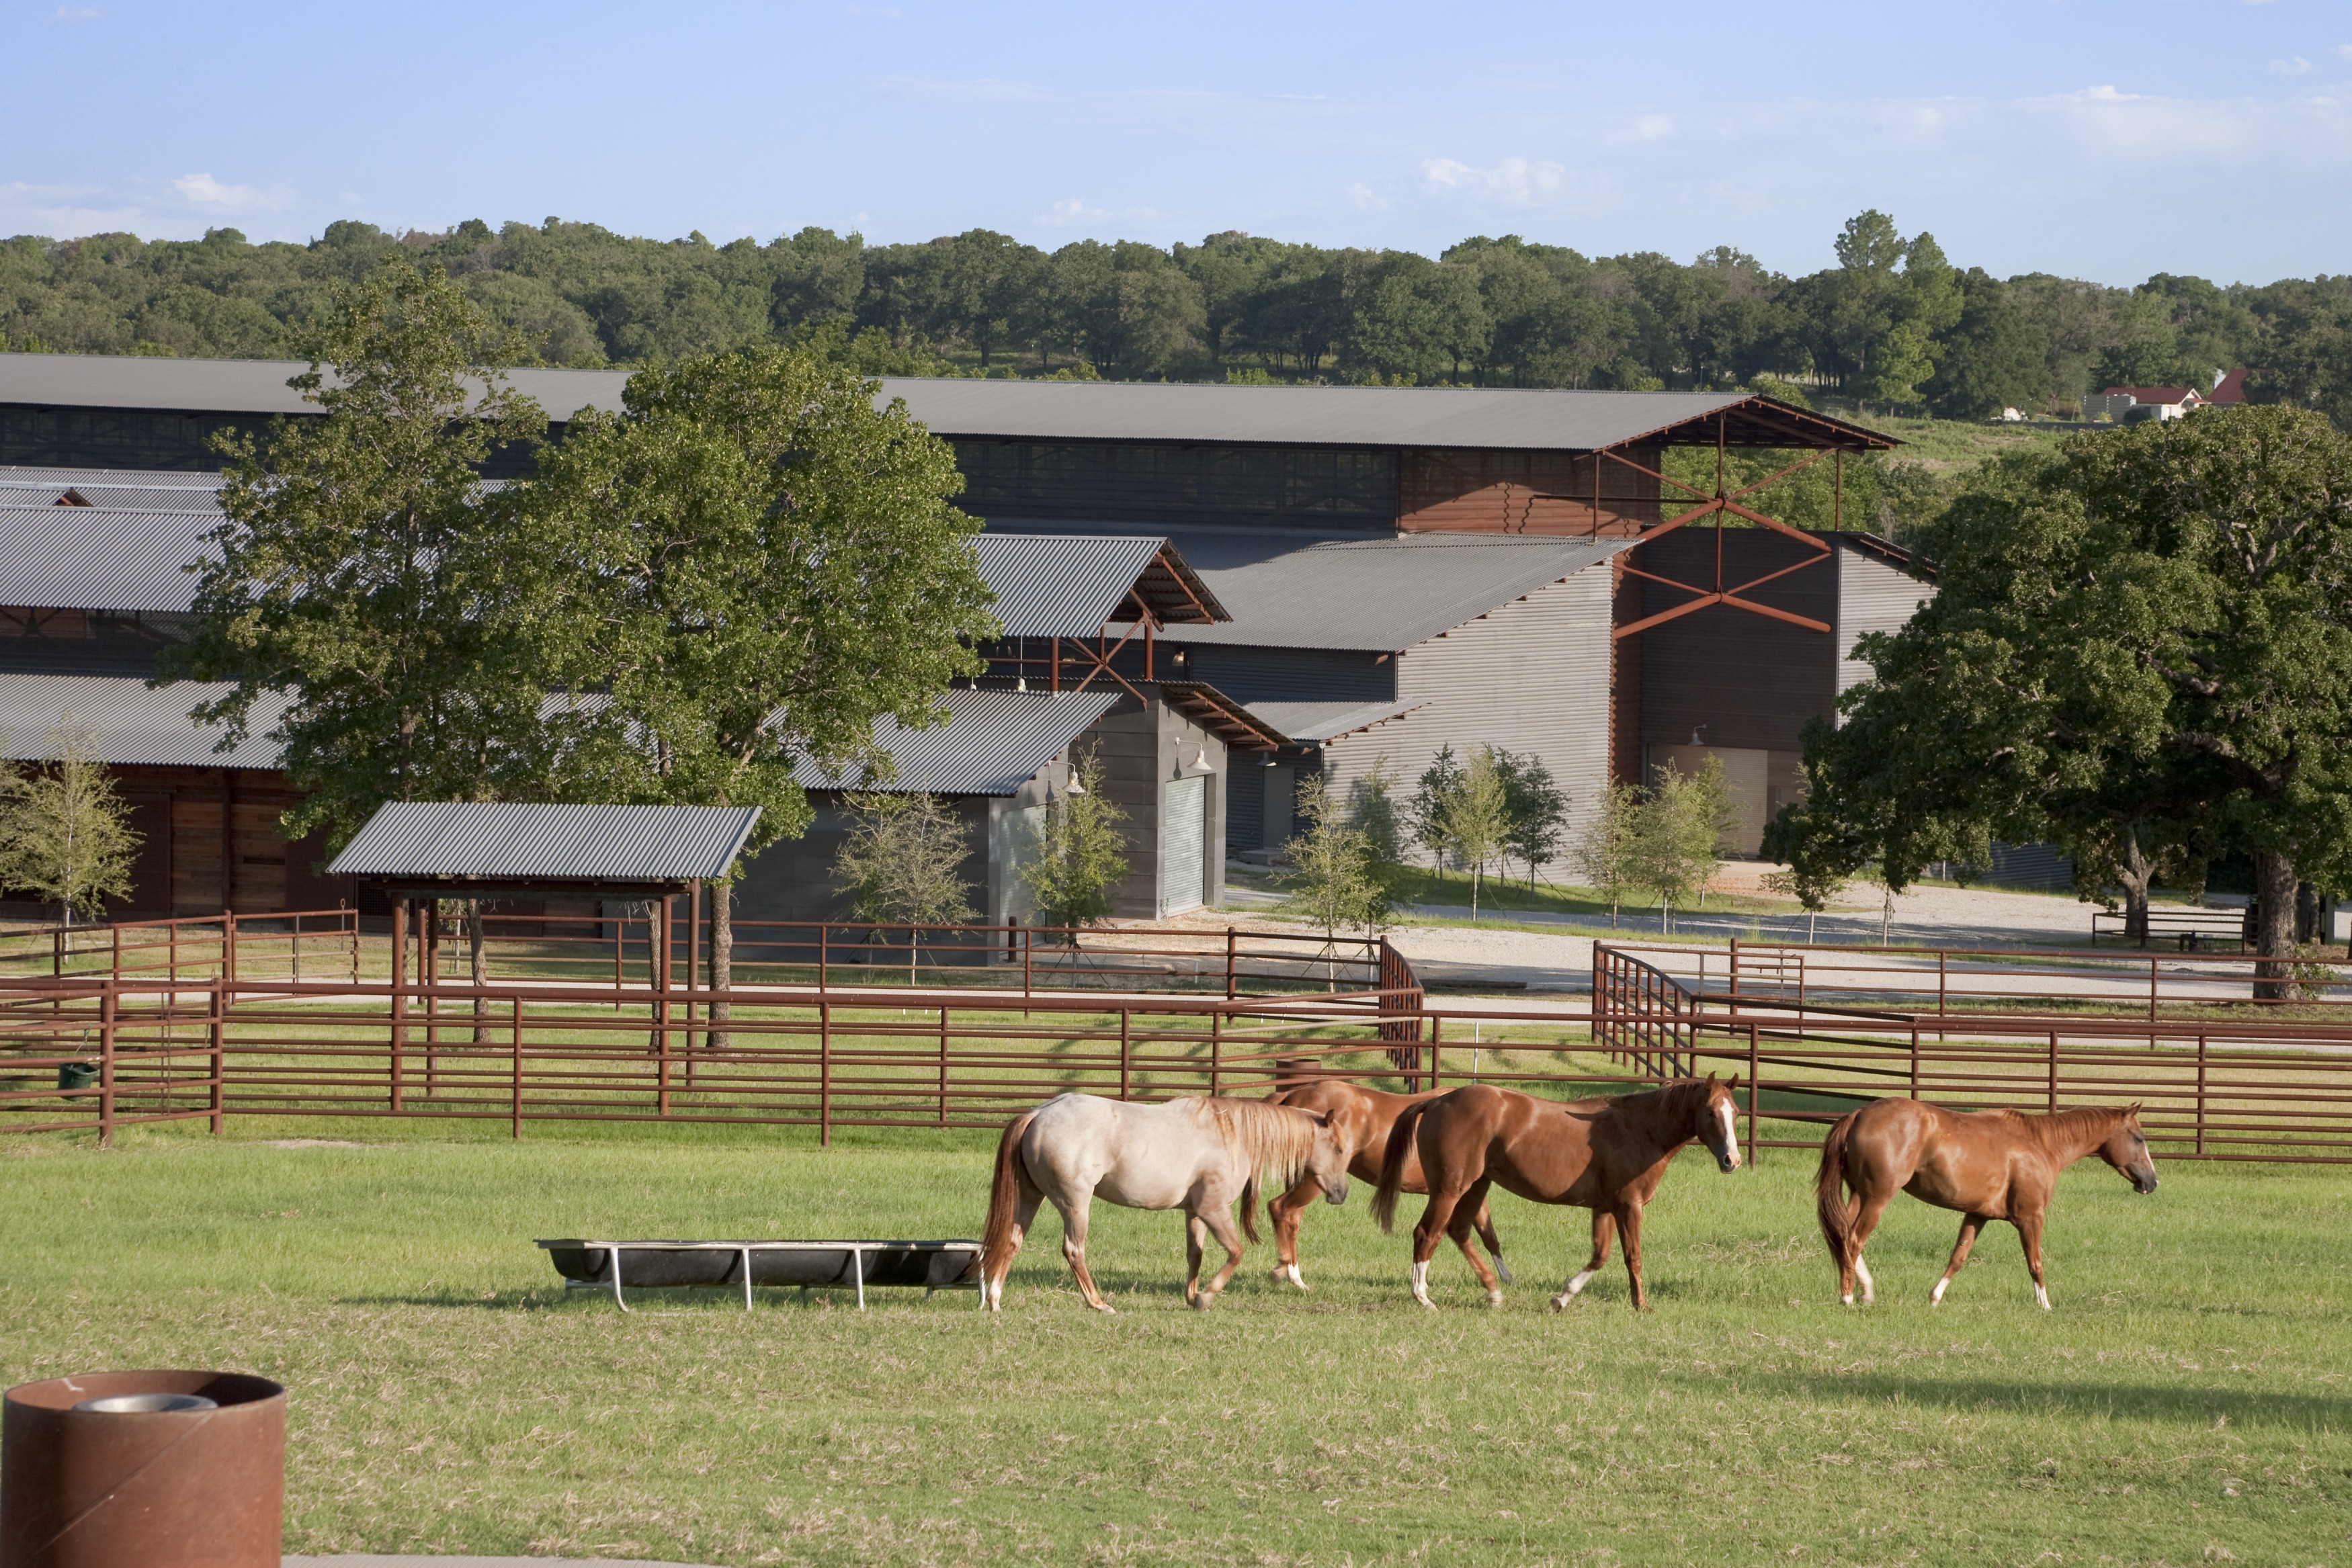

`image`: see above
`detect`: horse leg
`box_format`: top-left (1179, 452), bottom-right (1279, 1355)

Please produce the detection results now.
top-left (1445, 1178), bottom-right (1503, 1307)
top-left (1618, 1203), bottom-right (1648, 1311)
top-left (1473, 1198), bottom-right (1513, 1286)
top-left (1267, 1173), bottom-right (1319, 1291)
top-left (1195, 1203), bottom-right (1249, 1306)
top-left (1055, 1192), bottom-right (1115, 1314)
top-left (1183, 1211), bottom-right (1209, 1307)
top-left (2015, 1209), bottom-right (2052, 1311)
top-left (1409, 1186), bottom-right (1466, 1311)
top-left (984, 1188), bottom-right (1042, 1311)
top-left (1552, 1210), bottom-right (1615, 1311)
top-left (1843, 1191), bottom-right (1895, 1307)
top-left (1931, 1213), bottom-right (1988, 1307)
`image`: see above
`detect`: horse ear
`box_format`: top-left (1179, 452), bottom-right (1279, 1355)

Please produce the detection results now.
top-left (1707, 1071), bottom-right (1719, 1084)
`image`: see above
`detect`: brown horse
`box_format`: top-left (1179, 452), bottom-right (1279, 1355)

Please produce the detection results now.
top-left (1816, 1098), bottom-right (2158, 1311)
top-left (1371, 1077), bottom-right (1742, 1311)
top-left (1254, 1080), bottom-right (1510, 1293)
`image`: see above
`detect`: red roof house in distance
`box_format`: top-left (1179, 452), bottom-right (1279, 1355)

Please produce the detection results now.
top-left (2207, 369), bottom-right (2249, 405)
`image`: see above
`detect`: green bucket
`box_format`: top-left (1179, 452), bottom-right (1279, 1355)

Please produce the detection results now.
top-left (57, 1061), bottom-right (99, 1092)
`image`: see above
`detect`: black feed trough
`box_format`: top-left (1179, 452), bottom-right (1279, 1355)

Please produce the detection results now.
top-left (538, 1238), bottom-right (982, 1311)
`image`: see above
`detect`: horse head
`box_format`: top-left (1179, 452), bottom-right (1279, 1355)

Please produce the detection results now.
top-left (1697, 1074), bottom-right (1743, 1174)
top-left (2098, 1104), bottom-right (2159, 1194)
top-left (1305, 1110), bottom-right (1351, 1206)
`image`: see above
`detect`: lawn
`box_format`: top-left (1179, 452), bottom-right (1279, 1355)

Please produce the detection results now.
top-left (1, 1117), bottom-right (2345, 1566)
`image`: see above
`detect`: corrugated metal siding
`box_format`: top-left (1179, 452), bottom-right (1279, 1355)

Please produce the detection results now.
top-left (956, 443), bottom-right (1398, 528)
top-left (794, 687), bottom-right (1120, 796)
top-left (1173, 645), bottom-right (1396, 705)
top-left (970, 533), bottom-right (1168, 637)
top-left (1636, 529), bottom-right (1838, 755)
top-left (0, 671), bottom-right (286, 769)
top-left (1316, 561), bottom-right (1615, 862)
top-left (1835, 539), bottom-right (1933, 695)
top-left (0, 507), bottom-right (217, 613)
top-left (329, 801), bottom-right (762, 881)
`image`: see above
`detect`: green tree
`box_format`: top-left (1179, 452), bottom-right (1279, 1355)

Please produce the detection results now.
top-left (1345, 756), bottom-right (1409, 909)
top-left (1439, 744), bottom-right (1511, 919)
top-left (1924, 269), bottom-right (2052, 419)
top-left (530, 343), bottom-right (998, 1037)
top-left (0, 723), bottom-right (140, 926)
top-left (1629, 762), bottom-right (1721, 934)
top-left (1021, 756), bottom-right (1129, 934)
top-left (832, 791), bottom-right (978, 982)
top-left (1493, 749), bottom-right (1568, 888)
top-left (1572, 780), bottom-right (1643, 928)
top-left (1411, 746), bottom-right (1463, 869)
top-left (1683, 754), bottom-right (1744, 910)
top-left (1282, 775), bottom-right (1387, 967)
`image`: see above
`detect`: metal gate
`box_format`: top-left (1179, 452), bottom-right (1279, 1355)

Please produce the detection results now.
top-left (1159, 775), bottom-right (1207, 917)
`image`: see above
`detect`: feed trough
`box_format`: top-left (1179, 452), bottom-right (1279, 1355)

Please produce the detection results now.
top-left (537, 1238), bottom-right (982, 1311)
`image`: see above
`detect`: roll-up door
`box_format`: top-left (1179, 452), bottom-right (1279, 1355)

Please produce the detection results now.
top-left (1159, 775), bottom-right (1208, 917)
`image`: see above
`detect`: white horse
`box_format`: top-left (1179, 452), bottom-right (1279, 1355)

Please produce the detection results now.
top-left (980, 1092), bottom-right (1351, 1311)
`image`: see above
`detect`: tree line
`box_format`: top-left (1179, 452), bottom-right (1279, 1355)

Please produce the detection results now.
top-left (6, 212), bottom-right (2351, 423)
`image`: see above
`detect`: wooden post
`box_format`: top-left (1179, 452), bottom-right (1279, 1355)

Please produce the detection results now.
top-left (1429, 1015), bottom-right (1442, 1090)
top-left (224, 909), bottom-right (237, 986)
top-left (389, 898), bottom-right (407, 1112)
top-left (2047, 1030), bottom-right (2059, 1113)
top-left (511, 994), bottom-right (524, 1139)
top-left (1747, 1020), bottom-right (1759, 1163)
top-left (422, 900), bottom-right (437, 1092)
top-left (98, 984), bottom-right (117, 1148)
top-left (1120, 1008), bottom-right (1132, 1101)
top-left (2195, 1033), bottom-right (2208, 1156)
top-left (613, 908), bottom-right (624, 1008)
top-left (818, 1000), bottom-right (832, 1146)
top-left (1908, 1022), bottom-right (1919, 1100)
top-left (687, 880), bottom-right (701, 1051)
top-left (347, 901), bottom-right (358, 986)
top-left (937, 1006), bottom-right (950, 1127)
top-left (818, 922), bottom-right (829, 994)
top-left (1209, 1009), bottom-right (1222, 1097)
top-left (208, 974), bottom-right (226, 1135)
top-left (1225, 928), bottom-right (1237, 1001)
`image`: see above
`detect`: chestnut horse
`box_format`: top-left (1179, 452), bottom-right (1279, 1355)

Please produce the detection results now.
top-left (1816, 1097), bottom-right (2158, 1311)
top-left (1253, 1080), bottom-right (1510, 1293)
top-left (1371, 1077), bottom-right (1742, 1311)
top-left (980, 1092), bottom-right (1351, 1312)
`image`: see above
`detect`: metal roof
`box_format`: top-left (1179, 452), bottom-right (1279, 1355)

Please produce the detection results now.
top-left (0, 672), bottom-right (287, 769)
top-left (795, 687), bottom-right (1120, 796)
top-left (0, 354), bottom-right (1894, 453)
top-left (971, 533), bottom-right (1225, 636)
top-left (1152, 681), bottom-right (1285, 750)
top-left (0, 466), bottom-right (225, 512)
top-left (0, 507), bottom-right (217, 613)
top-left (328, 800), bottom-right (761, 883)
top-left (1243, 699), bottom-right (1427, 744)
top-left (989, 521), bottom-right (1627, 652)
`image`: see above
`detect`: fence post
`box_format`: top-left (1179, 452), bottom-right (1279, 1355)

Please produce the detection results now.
top-left (1747, 1020), bottom-right (1759, 1163)
top-left (818, 1001), bottom-right (832, 1147)
top-left (938, 1006), bottom-right (950, 1127)
top-left (389, 900), bottom-right (407, 1113)
top-left (1120, 1008), bottom-right (1132, 1101)
top-left (511, 994), bottom-right (524, 1139)
top-left (348, 902), bottom-right (358, 986)
top-left (1225, 928), bottom-right (1237, 1002)
top-left (1937, 951), bottom-right (1947, 1039)
top-left (1022, 926), bottom-right (1032, 1004)
top-left (52, 928), bottom-right (61, 979)
top-left (819, 922), bottom-right (829, 995)
top-left (208, 976), bottom-right (226, 1135)
top-left (614, 912), bottom-right (624, 1008)
top-left (2195, 1033), bottom-right (2208, 1156)
top-left (98, 984), bottom-right (117, 1148)
top-left (2047, 1030), bottom-right (2059, 1113)
top-left (169, 920), bottom-right (179, 991)
top-left (1209, 1009), bottom-right (1222, 1097)
top-left (224, 910), bottom-right (237, 987)
top-left (1908, 1022), bottom-right (1919, 1100)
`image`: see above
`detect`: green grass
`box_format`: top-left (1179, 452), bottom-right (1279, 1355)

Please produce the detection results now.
top-left (2, 1117), bottom-right (2346, 1565)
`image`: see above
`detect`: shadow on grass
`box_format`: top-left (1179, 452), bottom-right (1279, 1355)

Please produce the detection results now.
top-left (1707, 1368), bottom-right (2352, 1429)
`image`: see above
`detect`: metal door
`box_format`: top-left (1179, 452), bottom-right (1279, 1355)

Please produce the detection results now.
top-left (1159, 774), bottom-right (1208, 917)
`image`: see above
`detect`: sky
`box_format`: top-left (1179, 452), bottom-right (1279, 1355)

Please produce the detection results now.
top-left (5, 0), bottom-right (2349, 286)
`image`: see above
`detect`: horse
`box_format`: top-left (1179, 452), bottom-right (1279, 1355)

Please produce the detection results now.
top-left (1254, 1080), bottom-right (1510, 1293)
top-left (979, 1092), bottom-right (1352, 1313)
top-left (1371, 1076), bottom-right (1742, 1311)
top-left (1815, 1097), bottom-right (2158, 1311)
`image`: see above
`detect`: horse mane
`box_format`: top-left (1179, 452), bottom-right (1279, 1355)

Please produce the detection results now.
top-left (2027, 1104), bottom-right (2127, 1151)
top-left (1197, 1097), bottom-right (1318, 1188)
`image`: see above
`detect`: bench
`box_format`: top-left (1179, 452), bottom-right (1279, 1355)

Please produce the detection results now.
top-left (537, 1238), bottom-right (982, 1312)
top-left (2089, 906), bottom-right (2247, 951)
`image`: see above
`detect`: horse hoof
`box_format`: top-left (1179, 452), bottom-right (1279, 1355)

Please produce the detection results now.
top-left (1492, 1258), bottom-right (1515, 1286)
top-left (1486, 1289), bottom-right (1504, 1308)
top-left (1091, 1302), bottom-right (1118, 1315)
top-left (1548, 1294), bottom-right (1570, 1313)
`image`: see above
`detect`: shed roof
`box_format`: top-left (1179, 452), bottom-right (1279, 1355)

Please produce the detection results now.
top-left (0, 466), bottom-right (225, 511)
top-left (991, 521), bottom-right (1626, 652)
top-left (0, 507), bottom-right (216, 613)
top-left (0, 671), bottom-right (286, 769)
top-left (327, 801), bottom-right (761, 885)
top-left (794, 687), bottom-right (1120, 797)
top-left (0, 354), bottom-right (1896, 453)
top-left (1243, 699), bottom-right (1427, 744)
top-left (972, 533), bottom-right (1226, 635)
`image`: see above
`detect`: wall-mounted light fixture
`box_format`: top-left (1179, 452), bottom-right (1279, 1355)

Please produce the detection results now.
top-left (1191, 748), bottom-right (1214, 774)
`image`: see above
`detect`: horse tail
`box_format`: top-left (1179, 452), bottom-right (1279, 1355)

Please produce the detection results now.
top-left (1815, 1108), bottom-right (1861, 1271)
top-left (1370, 1098), bottom-right (1432, 1234)
top-left (982, 1107), bottom-right (1040, 1276)
top-left (1241, 1170), bottom-right (1263, 1244)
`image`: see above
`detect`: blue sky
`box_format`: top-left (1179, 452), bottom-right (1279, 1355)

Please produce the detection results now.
top-left (6, 1), bottom-right (2347, 284)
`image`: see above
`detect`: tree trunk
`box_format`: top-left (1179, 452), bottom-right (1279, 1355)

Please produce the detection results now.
top-left (709, 877), bottom-right (732, 1051)
top-left (1879, 883), bottom-right (1894, 945)
top-left (2117, 829), bottom-right (2153, 947)
top-left (646, 898), bottom-right (669, 1052)
top-left (466, 898), bottom-right (487, 1043)
top-left (2253, 850), bottom-right (2300, 1002)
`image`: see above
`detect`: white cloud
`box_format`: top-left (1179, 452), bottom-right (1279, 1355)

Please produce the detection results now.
top-left (171, 173), bottom-right (288, 212)
top-left (2337, 44), bottom-right (2352, 62)
top-left (1345, 181), bottom-right (1391, 213)
top-left (1039, 198), bottom-right (1110, 228)
top-left (843, 3), bottom-right (900, 15)
top-left (2270, 56), bottom-right (2313, 76)
top-left (46, 6), bottom-right (103, 20)
top-left (1421, 156), bottom-right (1567, 206)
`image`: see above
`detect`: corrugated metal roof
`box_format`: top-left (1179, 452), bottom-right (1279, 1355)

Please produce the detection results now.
top-left (0, 507), bottom-right (217, 613)
top-left (972, 534), bottom-right (1169, 638)
top-left (1244, 699), bottom-right (1427, 744)
top-left (0, 466), bottom-right (225, 512)
top-left (989, 520), bottom-right (1628, 652)
top-left (328, 800), bottom-right (761, 882)
top-left (795, 687), bottom-right (1120, 796)
top-left (0, 672), bottom-right (287, 769)
top-left (0, 355), bottom-right (1893, 452)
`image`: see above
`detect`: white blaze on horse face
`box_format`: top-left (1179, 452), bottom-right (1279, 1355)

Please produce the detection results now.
top-left (1717, 1102), bottom-right (1742, 1169)
top-left (1410, 1259), bottom-right (1434, 1309)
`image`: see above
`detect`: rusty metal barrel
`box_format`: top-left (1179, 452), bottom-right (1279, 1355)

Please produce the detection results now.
top-left (1, 1370), bottom-right (285, 1568)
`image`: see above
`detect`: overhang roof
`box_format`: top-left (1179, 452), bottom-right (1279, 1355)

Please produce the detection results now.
top-left (972, 533), bottom-right (1225, 635)
top-left (0, 671), bottom-right (286, 769)
top-left (794, 686), bottom-right (1121, 796)
top-left (0, 507), bottom-right (216, 613)
top-left (0, 353), bottom-right (1897, 453)
top-left (1243, 699), bottom-right (1427, 744)
top-left (0, 466), bottom-right (225, 512)
top-left (328, 800), bottom-right (761, 887)
top-left (1152, 682), bottom-right (1284, 751)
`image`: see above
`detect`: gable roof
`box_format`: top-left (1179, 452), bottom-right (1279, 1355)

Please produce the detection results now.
top-left (0, 507), bottom-right (216, 613)
top-left (794, 686), bottom-right (1121, 796)
top-left (972, 533), bottom-right (1225, 635)
top-left (328, 800), bottom-right (761, 885)
top-left (0, 670), bottom-right (286, 769)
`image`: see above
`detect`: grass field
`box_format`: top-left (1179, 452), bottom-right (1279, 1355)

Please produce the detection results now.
top-left (2, 1117), bottom-right (2346, 1567)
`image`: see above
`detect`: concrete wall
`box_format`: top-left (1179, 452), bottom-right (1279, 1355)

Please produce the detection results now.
top-left (1081, 695), bottom-right (1227, 918)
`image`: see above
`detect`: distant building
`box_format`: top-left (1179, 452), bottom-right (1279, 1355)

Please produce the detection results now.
top-left (2087, 386), bottom-right (2205, 423)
